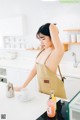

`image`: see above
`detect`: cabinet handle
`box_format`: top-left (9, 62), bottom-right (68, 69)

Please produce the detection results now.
top-left (1, 79), bottom-right (3, 82)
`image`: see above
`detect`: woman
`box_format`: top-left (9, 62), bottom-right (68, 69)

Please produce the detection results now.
top-left (15, 23), bottom-right (66, 99)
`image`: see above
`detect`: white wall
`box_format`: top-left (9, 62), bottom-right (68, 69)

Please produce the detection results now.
top-left (0, 0), bottom-right (80, 47)
top-left (0, 16), bottom-right (25, 36)
top-left (0, 0), bottom-right (80, 33)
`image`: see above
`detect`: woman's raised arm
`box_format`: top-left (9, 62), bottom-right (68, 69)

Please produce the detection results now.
top-left (49, 24), bottom-right (64, 55)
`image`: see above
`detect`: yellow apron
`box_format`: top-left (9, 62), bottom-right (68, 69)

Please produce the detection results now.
top-left (36, 50), bottom-right (67, 99)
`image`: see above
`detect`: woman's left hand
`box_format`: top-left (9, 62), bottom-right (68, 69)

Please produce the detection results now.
top-left (49, 24), bottom-right (59, 34)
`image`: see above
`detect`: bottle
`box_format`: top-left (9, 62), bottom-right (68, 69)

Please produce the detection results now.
top-left (51, 90), bottom-right (56, 110)
top-left (47, 93), bottom-right (56, 118)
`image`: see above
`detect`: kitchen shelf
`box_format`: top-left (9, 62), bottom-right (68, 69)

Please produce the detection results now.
top-left (63, 42), bottom-right (80, 45)
top-left (63, 29), bottom-right (80, 32)
top-left (63, 29), bottom-right (80, 51)
top-left (63, 42), bottom-right (80, 51)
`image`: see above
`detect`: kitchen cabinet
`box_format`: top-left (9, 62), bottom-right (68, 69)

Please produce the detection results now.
top-left (0, 67), bottom-right (7, 83)
top-left (64, 76), bottom-right (80, 100)
top-left (58, 75), bottom-right (80, 100)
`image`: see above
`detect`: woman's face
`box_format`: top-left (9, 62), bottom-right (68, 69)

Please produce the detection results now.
top-left (38, 33), bottom-right (53, 49)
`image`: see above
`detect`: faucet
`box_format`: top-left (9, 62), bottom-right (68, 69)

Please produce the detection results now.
top-left (72, 52), bottom-right (80, 68)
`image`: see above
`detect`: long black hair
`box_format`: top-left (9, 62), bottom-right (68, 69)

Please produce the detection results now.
top-left (36, 23), bottom-right (56, 39)
top-left (36, 23), bottom-right (50, 39)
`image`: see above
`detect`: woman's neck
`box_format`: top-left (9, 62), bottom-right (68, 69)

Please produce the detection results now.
top-left (45, 46), bottom-right (54, 51)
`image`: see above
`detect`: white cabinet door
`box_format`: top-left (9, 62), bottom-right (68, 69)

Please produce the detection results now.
top-left (0, 67), bottom-right (7, 83)
top-left (64, 76), bottom-right (80, 100)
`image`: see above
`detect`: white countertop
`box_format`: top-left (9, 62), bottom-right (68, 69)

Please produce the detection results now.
top-left (0, 82), bottom-right (49, 120)
top-left (0, 82), bottom-right (68, 120)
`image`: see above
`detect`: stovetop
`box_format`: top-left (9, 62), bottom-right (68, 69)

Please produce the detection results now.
top-left (36, 100), bottom-right (69, 120)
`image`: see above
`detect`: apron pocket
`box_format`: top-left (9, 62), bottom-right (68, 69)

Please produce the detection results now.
top-left (40, 79), bottom-right (51, 94)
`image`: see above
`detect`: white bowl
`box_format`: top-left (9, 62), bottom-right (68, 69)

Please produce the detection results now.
top-left (17, 88), bottom-right (35, 102)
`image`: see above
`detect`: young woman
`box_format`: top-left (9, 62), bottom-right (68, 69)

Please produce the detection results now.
top-left (14, 23), bottom-right (66, 99)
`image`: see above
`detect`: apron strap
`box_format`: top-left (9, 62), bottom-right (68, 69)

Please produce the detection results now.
top-left (44, 52), bottom-right (52, 64)
top-left (58, 65), bottom-right (65, 82)
top-left (36, 49), bottom-right (45, 58)
top-left (36, 49), bottom-right (52, 65)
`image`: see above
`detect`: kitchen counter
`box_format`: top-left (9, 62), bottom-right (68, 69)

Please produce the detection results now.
top-left (0, 82), bottom-right (48, 120)
top-left (0, 59), bottom-right (80, 78)
top-left (0, 82), bottom-right (67, 120)
top-left (0, 49), bottom-right (80, 78)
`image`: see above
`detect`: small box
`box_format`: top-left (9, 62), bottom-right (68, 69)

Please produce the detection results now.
top-left (69, 91), bottom-right (80, 120)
